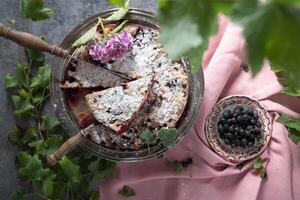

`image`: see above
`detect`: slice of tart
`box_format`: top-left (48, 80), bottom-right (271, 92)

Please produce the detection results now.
top-left (62, 47), bottom-right (127, 88)
top-left (85, 75), bottom-right (154, 133)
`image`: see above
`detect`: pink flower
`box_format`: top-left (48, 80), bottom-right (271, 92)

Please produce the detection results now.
top-left (88, 30), bottom-right (132, 63)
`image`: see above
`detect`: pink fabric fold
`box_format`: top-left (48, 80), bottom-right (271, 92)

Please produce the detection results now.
top-left (99, 16), bottom-right (300, 200)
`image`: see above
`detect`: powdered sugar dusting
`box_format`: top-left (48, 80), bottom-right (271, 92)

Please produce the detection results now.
top-left (86, 76), bottom-right (153, 132)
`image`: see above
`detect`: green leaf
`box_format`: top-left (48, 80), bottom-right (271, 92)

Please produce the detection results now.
top-left (17, 152), bottom-right (50, 181)
top-left (28, 48), bottom-right (45, 62)
top-left (277, 115), bottom-right (300, 144)
top-left (7, 18), bottom-right (16, 25)
top-left (32, 90), bottom-right (48, 105)
top-left (277, 115), bottom-right (300, 131)
top-left (59, 156), bottom-right (81, 183)
top-left (45, 135), bottom-right (63, 154)
top-left (12, 95), bottom-right (34, 118)
top-left (166, 159), bottom-right (183, 173)
top-left (104, 0), bottom-right (129, 22)
top-left (157, 0), bottom-right (217, 70)
top-left (288, 127), bottom-right (300, 144)
top-left (160, 15), bottom-right (202, 60)
top-left (8, 126), bottom-right (21, 144)
top-left (72, 25), bottom-right (97, 48)
top-left (4, 73), bottom-right (17, 89)
top-left (140, 129), bottom-right (157, 145)
top-left (17, 151), bottom-right (31, 168)
top-left (232, 1), bottom-right (300, 88)
top-left (21, 0), bottom-right (28, 18)
top-left (30, 65), bottom-right (51, 89)
top-left (14, 102), bottom-right (34, 117)
top-left (266, 5), bottom-right (300, 89)
top-left (108, 0), bottom-right (125, 7)
top-left (15, 64), bottom-right (28, 86)
top-left (89, 191), bottom-right (99, 200)
top-left (159, 0), bottom-right (168, 9)
top-left (41, 114), bottom-right (60, 133)
top-left (118, 185), bottom-right (136, 197)
top-left (111, 20), bottom-right (128, 34)
top-left (259, 168), bottom-right (268, 179)
top-left (251, 158), bottom-right (264, 169)
top-left (18, 89), bottom-right (30, 99)
top-left (233, 0), bottom-right (272, 74)
top-left (282, 87), bottom-right (300, 97)
top-left (51, 181), bottom-right (66, 200)
top-left (29, 135), bottom-right (63, 156)
top-left (70, 176), bottom-right (90, 193)
top-left (11, 95), bottom-right (21, 108)
top-left (159, 128), bottom-right (179, 147)
top-left (21, 128), bottom-right (37, 144)
top-left (251, 157), bottom-right (267, 179)
top-left (11, 188), bottom-right (25, 200)
top-left (41, 172), bottom-right (56, 197)
top-left (28, 140), bottom-right (45, 154)
top-left (72, 1), bottom-right (129, 47)
top-left (22, 0), bottom-right (54, 21)
top-left (88, 159), bottom-right (117, 182)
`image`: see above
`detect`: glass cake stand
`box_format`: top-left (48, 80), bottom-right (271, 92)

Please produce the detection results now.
top-left (51, 8), bottom-right (204, 162)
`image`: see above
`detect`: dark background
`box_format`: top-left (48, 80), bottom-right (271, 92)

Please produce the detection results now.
top-left (0, 0), bottom-right (157, 198)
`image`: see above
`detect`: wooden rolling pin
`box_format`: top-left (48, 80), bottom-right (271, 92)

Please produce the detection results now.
top-left (0, 23), bottom-right (69, 58)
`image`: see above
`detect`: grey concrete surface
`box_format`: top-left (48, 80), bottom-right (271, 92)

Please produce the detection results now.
top-left (0, 0), bottom-right (157, 199)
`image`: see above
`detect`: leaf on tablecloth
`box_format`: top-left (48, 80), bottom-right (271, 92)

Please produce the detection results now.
top-left (251, 158), bottom-right (263, 169)
top-left (251, 158), bottom-right (267, 179)
top-left (166, 159), bottom-right (184, 173)
top-left (118, 185), bottom-right (136, 197)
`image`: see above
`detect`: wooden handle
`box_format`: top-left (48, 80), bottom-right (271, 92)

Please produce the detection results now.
top-left (47, 132), bottom-right (83, 165)
top-left (0, 23), bottom-right (69, 58)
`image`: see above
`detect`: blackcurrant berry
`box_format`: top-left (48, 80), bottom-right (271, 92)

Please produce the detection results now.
top-left (234, 127), bottom-right (240, 133)
top-left (246, 125), bottom-right (254, 131)
top-left (218, 124), bottom-right (224, 133)
top-left (253, 111), bottom-right (259, 119)
top-left (223, 110), bottom-right (231, 118)
top-left (245, 130), bottom-right (251, 137)
top-left (250, 119), bottom-right (256, 125)
top-left (241, 138), bottom-right (248, 145)
top-left (220, 117), bottom-right (226, 124)
top-left (223, 124), bottom-right (229, 131)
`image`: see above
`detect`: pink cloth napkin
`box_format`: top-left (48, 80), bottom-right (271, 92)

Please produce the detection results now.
top-left (99, 16), bottom-right (300, 200)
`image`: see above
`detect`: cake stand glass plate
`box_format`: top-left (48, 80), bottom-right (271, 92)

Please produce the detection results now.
top-left (205, 95), bottom-right (272, 163)
top-left (51, 8), bottom-right (204, 162)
